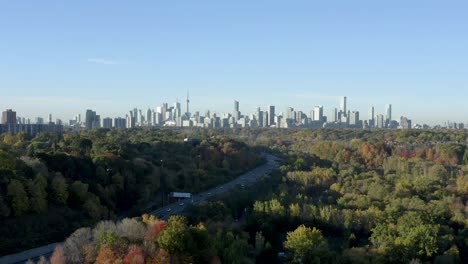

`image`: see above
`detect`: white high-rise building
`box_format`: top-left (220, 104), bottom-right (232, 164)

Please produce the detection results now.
top-left (368, 106), bottom-right (375, 128)
top-left (313, 106), bottom-right (323, 121)
top-left (376, 114), bottom-right (384, 128)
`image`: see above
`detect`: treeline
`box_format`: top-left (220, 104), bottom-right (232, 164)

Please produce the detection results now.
top-left (34, 215), bottom-right (253, 264)
top-left (244, 129), bottom-right (467, 263)
top-left (0, 128), bottom-right (262, 255)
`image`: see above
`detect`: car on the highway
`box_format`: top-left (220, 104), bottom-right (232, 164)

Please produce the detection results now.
top-left (166, 208), bottom-right (172, 212)
top-left (179, 202), bottom-right (184, 206)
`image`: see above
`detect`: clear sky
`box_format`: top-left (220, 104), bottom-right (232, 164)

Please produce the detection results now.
top-left (1, 0), bottom-right (467, 125)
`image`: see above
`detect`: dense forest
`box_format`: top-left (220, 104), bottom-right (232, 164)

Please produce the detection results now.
top-left (0, 128), bottom-right (262, 256)
top-left (3, 128), bottom-right (468, 264)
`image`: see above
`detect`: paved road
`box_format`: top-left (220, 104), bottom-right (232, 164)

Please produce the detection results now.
top-left (149, 154), bottom-right (280, 219)
top-left (0, 154), bottom-right (280, 264)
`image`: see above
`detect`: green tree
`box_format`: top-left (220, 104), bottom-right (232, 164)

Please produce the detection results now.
top-left (284, 225), bottom-right (328, 263)
top-left (28, 173), bottom-right (48, 213)
top-left (7, 179), bottom-right (30, 216)
top-left (51, 173), bottom-right (69, 205)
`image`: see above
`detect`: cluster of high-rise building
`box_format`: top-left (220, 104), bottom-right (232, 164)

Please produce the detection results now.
top-left (0, 109), bottom-right (63, 135)
top-left (2, 95), bottom-right (465, 134)
top-left (74, 96), bottom-right (417, 130)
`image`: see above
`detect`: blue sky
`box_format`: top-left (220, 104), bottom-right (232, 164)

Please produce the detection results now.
top-left (1, 0), bottom-right (467, 125)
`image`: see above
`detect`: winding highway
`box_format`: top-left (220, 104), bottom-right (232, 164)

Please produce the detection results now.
top-left (150, 154), bottom-right (280, 219)
top-left (0, 154), bottom-right (280, 264)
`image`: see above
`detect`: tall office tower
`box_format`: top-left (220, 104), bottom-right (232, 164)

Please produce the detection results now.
top-left (350, 111), bottom-right (360, 126)
top-left (234, 100), bottom-right (240, 122)
top-left (340, 96), bottom-right (347, 113)
top-left (131, 108), bottom-right (137, 123)
top-left (138, 109), bottom-right (143, 125)
top-left (368, 106), bottom-right (375, 128)
top-left (313, 106), bottom-right (324, 121)
top-left (376, 114), bottom-right (384, 128)
top-left (285, 107), bottom-right (294, 120)
top-left (114, 117), bottom-right (126, 128)
top-left (48, 114), bottom-right (53, 123)
top-left (85, 109), bottom-right (98, 130)
top-left (269, 105), bottom-right (275, 126)
top-left (103, 118), bottom-right (113, 128)
top-left (151, 110), bottom-right (156, 125)
top-left (153, 112), bottom-right (161, 126)
top-left (147, 108), bottom-right (152, 126)
top-left (234, 100), bottom-right (239, 112)
top-left (174, 102), bottom-right (181, 120)
top-left (255, 107), bottom-right (263, 127)
top-left (94, 115), bottom-right (101, 128)
top-left (161, 103), bottom-right (168, 121)
top-left (2, 109), bottom-right (17, 124)
top-left (264, 111), bottom-right (269, 127)
top-left (385, 104), bottom-right (392, 123)
top-left (400, 116), bottom-right (412, 129)
top-left (332, 108), bottom-right (338, 122)
top-left (296, 111), bottom-right (304, 124)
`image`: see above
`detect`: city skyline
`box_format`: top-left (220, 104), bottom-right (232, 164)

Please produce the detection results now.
top-left (2, 94), bottom-right (466, 130)
top-left (1, 1), bottom-right (468, 124)
top-left (2, 93), bottom-right (466, 127)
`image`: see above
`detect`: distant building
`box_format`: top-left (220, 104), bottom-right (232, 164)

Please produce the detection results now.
top-left (340, 96), bottom-right (347, 113)
top-left (400, 116), bottom-right (412, 129)
top-left (114, 117), bottom-right (126, 128)
top-left (368, 106), bottom-right (375, 128)
top-left (313, 106), bottom-right (323, 122)
top-left (385, 104), bottom-right (392, 126)
top-left (103, 117), bottom-right (113, 128)
top-left (0, 123), bottom-right (63, 136)
top-left (350, 111), bottom-right (360, 127)
top-left (376, 114), bottom-right (384, 128)
top-left (269, 105), bottom-right (275, 126)
top-left (332, 108), bottom-right (338, 122)
top-left (2, 109), bottom-right (17, 124)
top-left (35, 117), bottom-right (44, 125)
top-left (85, 109), bottom-right (100, 130)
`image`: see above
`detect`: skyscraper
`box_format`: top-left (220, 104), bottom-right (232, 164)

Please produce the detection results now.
top-left (2, 109), bottom-right (17, 124)
top-left (332, 108), bottom-right (338, 122)
top-left (340, 96), bottom-right (347, 113)
top-left (234, 100), bottom-right (240, 122)
top-left (103, 117), bottom-right (113, 128)
top-left (385, 104), bottom-right (392, 123)
top-left (313, 106), bottom-right (323, 121)
top-left (350, 111), bottom-right (360, 127)
top-left (368, 106), bottom-right (375, 128)
top-left (286, 107), bottom-right (294, 120)
top-left (269, 105), bottom-right (275, 126)
top-left (147, 108), bottom-right (152, 126)
top-left (85, 109), bottom-right (96, 130)
top-left (114, 117), bottom-right (126, 128)
top-left (376, 114), bottom-right (384, 128)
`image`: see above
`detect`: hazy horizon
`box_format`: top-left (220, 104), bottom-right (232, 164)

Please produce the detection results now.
top-left (1, 1), bottom-right (467, 126)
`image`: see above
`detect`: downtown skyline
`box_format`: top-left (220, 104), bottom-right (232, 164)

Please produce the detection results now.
top-left (3, 95), bottom-right (466, 130)
top-left (1, 1), bottom-right (468, 125)
top-left (2, 93), bottom-right (466, 127)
